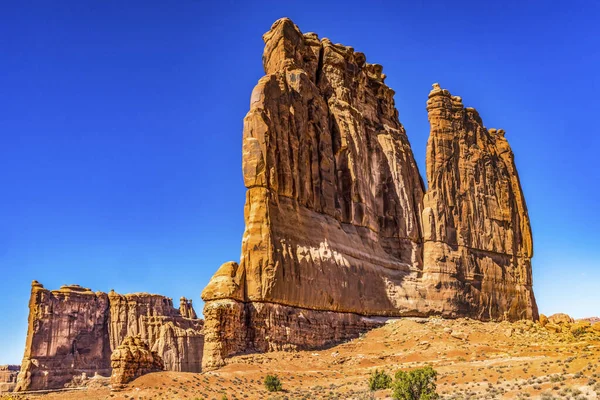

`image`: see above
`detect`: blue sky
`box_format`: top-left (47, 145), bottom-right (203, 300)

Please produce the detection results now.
top-left (1, 1), bottom-right (599, 364)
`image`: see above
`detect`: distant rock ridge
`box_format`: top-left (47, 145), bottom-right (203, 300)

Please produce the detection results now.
top-left (0, 365), bottom-right (19, 393)
top-left (14, 281), bottom-right (203, 392)
top-left (201, 17), bottom-right (538, 369)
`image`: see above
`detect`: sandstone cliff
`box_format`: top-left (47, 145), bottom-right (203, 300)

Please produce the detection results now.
top-left (202, 17), bottom-right (426, 369)
top-left (202, 18), bottom-right (538, 369)
top-left (14, 282), bottom-right (203, 392)
top-left (421, 84), bottom-right (538, 321)
top-left (14, 282), bottom-right (112, 392)
top-left (108, 291), bottom-right (203, 372)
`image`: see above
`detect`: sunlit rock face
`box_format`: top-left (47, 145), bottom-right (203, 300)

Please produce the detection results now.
top-left (421, 84), bottom-right (538, 321)
top-left (202, 17), bottom-right (426, 369)
top-left (14, 282), bottom-right (203, 392)
top-left (201, 18), bottom-right (538, 369)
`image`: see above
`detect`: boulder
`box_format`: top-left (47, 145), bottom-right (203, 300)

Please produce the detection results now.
top-left (548, 313), bottom-right (574, 325)
top-left (14, 282), bottom-right (112, 392)
top-left (110, 336), bottom-right (164, 387)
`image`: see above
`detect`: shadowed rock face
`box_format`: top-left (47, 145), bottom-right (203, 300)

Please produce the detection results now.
top-left (14, 282), bottom-right (203, 392)
top-left (202, 18), bottom-right (538, 369)
top-left (202, 17), bottom-right (427, 369)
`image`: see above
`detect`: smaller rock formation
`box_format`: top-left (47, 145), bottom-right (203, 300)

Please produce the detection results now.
top-left (15, 281), bottom-right (203, 392)
top-left (0, 365), bottom-right (19, 393)
top-left (422, 84), bottom-right (537, 321)
top-left (110, 336), bottom-right (164, 387)
top-left (536, 313), bottom-right (600, 338)
top-left (548, 313), bottom-right (575, 325)
top-left (15, 282), bottom-right (112, 392)
top-left (180, 297), bottom-right (198, 319)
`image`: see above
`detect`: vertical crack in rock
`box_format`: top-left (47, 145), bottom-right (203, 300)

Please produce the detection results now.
top-left (202, 18), bottom-right (426, 369)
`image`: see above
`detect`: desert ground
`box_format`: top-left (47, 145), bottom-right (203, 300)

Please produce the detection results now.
top-left (4, 317), bottom-right (600, 400)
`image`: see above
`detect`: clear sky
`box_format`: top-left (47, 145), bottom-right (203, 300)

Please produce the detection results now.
top-left (1, 1), bottom-right (599, 364)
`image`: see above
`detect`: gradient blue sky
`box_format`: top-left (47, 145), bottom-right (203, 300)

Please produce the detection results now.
top-left (1, 1), bottom-right (599, 364)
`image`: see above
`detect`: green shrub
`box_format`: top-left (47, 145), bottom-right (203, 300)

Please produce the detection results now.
top-left (368, 369), bottom-right (392, 390)
top-left (264, 374), bottom-right (283, 392)
top-left (392, 366), bottom-right (439, 400)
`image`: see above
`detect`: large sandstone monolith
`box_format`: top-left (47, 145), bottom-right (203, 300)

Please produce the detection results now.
top-left (14, 282), bottom-right (204, 392)
top-left (202, 17), bottom-right (425, 369)
top-left (107, 291), bottom-right (204, 372)
top-left (201, 18), bottom-right (538, 369)
top-left (421, 84), bottom-right (538, 321)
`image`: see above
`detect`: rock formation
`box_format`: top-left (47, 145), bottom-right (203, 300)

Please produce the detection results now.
top-left (110, 336), bottom-right (164, 387)
top-left (12, 16), bottom-right (539, 380)
top-left (202, 18), bottom-right (538, 369)
top-left (14, 282), bottom-right (112, 392)
top-left (421, 84), bottom-right (537, 321)
top-left (548, 313), bottom-right (575, 325)
top-left (0, 365), bottom-right (19, 393)
top-left (14, 281), bottom-right (203, 392)
top-left (202, 17), bottom-right (426, 369)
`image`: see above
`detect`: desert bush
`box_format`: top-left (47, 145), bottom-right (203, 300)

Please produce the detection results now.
top-left (392, 365), bottom-right (439, 400)
top-left (264, 374), bottom-right (283, 392)
top-left (368, 369), bottom-right (392, 390)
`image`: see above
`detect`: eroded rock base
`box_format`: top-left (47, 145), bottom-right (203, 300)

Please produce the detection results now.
top-left (203, 299), bottom-right (386, 369)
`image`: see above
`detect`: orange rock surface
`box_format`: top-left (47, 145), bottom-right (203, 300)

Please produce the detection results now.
top-left (14, 281), bottom-right (203, 392)
top-left (202, 18), bottom-right (538, 369)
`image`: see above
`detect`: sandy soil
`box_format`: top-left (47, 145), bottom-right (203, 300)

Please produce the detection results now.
top-left (4, 318), bottom-right (600, 399)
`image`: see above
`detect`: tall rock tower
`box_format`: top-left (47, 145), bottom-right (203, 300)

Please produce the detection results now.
top-left (421, 84), bottom-right (537, 321)
top-left (201, 18), bottom-right (538, 369)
